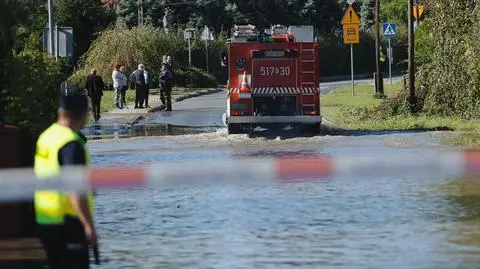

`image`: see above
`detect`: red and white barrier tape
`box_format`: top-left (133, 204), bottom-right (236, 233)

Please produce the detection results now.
top-left (0, 149), bottom-right (479, 202)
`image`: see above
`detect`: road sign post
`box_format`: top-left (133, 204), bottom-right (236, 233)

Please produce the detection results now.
top-left (341, 4), bottom-right (361, 96)
top-left (388, 39), bottom-right (392, 85)
top-left (201, 26), bottom-right (215, 73)
top-left (188, 38), bottom-right (192, 68)
top-left (350, 44), bottom-right (354, 95)
top-left (184, 28), bottom-right (196, 68)
top-left (383, 23), bottom-right (397, 85)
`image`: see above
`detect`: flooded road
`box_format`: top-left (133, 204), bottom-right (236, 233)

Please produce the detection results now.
top-left (87, 130), bottom-right (480, 269)
top-left (83, 93), bottom-right (480, 269)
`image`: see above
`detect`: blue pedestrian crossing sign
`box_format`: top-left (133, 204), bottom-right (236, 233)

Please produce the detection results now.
top-left (383, 23), bottom-right (397, 38)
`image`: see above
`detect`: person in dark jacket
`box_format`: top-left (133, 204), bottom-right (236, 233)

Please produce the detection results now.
top-left (84, 69), bottom-right (104, 122)
top-left (143, 67), bottom-right (153, 108)
top-left (159, 57), bottom-right (174, 111)
top-left (130, 64), bottom-right (147, 109)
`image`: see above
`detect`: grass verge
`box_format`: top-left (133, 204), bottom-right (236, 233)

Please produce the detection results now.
top-left (441, 132), bottom-right (480, 146)
top-left (100, 90), bottom-right (136, 113)
top-left (321, 83), bottom-right (480, 146)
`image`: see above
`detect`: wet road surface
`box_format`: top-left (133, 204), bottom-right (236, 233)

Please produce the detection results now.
top-left (84, 91), bottom-right (480, 269)
top-left (90, 131), bottom-right (480, 269)
top-left (82, 77), bottom-right (403, 139)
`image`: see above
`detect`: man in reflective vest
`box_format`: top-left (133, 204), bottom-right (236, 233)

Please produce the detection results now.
top-left (34, 85), bottom-right (97, 269)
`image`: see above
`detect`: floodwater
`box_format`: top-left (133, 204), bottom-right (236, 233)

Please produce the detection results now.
top-left (86, 126), bottom-right (480, 269)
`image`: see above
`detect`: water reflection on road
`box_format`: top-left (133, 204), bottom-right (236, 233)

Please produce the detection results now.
top-left (87, 127), bottom-right (480, 269)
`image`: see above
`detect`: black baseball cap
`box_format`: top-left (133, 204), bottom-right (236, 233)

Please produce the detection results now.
top-left (59, 84), bottom-right (88, 112)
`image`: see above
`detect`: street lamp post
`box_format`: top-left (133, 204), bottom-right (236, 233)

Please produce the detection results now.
top-left (47, 0), bottom-right (54, 57)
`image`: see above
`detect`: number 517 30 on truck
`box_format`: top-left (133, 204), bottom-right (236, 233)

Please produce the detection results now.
top-left (224, 24), bottom-right (322, 135)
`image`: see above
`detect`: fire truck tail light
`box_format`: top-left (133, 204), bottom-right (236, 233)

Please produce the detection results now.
top-left (304, 110), bottom-right (318, 116)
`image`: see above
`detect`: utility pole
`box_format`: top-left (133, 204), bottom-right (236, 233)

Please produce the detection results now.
top-left (47, 0), bottom-right (55, 57)
top-left (138, 0), bottom-right (144, 27)
top-left (374, 0), bottom-right (384, 96)
top-left (408, 0), bottom-right (416, 111)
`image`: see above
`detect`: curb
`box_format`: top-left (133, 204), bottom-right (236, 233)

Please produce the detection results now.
top-left (320, 117), bottom-right (348, 134)
top-left (147, 87), bottom-right (223, 113)
top-left (127, 87), bottom-right (224, 125)
top-left (173, 88), bottom-right (224, 103)
top-left (320, 72), bottom-right (405, 83)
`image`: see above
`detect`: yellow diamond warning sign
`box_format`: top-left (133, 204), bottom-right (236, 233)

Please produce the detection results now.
top-left (341, 5), bottom-right (361, 25)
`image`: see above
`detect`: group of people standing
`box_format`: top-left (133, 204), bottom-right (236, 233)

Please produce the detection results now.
top-left (83, 55), bottom-right (175, 122)
top-left (113, 55), bottom-right (175, 111)
top-left (111, 63), bottom-right (153, 110)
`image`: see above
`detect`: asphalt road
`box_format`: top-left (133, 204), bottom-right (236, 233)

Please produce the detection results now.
top-left (82, 77), bottom-right (402, 138)
top-left (142, 77), bottom-right (402, 128)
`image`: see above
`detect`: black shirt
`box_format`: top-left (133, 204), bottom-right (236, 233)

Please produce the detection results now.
top-left (84, 74), bottom-right (104, 98)
top-left (57, 132), bottom-right (87, 166)
top-left (131, 69), bottom-right (146, 87)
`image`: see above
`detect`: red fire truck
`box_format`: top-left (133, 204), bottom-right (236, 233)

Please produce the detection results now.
top-left (224, 25), bottom-right (322, 134)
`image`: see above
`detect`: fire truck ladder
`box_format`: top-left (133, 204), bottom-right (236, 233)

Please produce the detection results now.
top-left (299, 43), bottom-right (317, 114)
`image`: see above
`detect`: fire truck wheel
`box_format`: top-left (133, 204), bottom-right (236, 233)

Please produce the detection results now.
top-left (305, 123), bottom-right (322, 136)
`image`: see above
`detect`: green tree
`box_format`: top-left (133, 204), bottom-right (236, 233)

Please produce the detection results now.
top-left (55, 0), bottom-right (115, 64)
top-left (381, 0), bottom-right (407, 25)
top-left (0, 0), bottom-right (46, 61)
top-left (310, 0), bottom-right (343, 34)
top-left (229, 0), bottom-right (340, 32)
top-left (0, 0), bottom-right (66, 133)
top-left (115, 0), bottom-right (138, 27)
top-left (114, 0), bottom-right (343, 35)
top-left (360, 0), bottom-right (374, 31)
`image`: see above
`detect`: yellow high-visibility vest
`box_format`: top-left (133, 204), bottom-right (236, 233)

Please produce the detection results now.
top-left (34, 123), bottom-right (94, 225)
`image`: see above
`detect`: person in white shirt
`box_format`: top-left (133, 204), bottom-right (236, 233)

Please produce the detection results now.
top-left (112, 64), bottom-right (127, 109)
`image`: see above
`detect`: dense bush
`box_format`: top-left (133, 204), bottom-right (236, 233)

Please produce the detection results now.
top-left (175, 68), bottom-right (217, 88)
top-left (376, 85), bottom-right (428, 117)
top-left (71, 27), bottom-right (226, 88)
top-left (338, 85), bottom-right (428, 122)
top-left (1, 47), bottom-right (64, 134)
top-left (414, 20), bottom-right (434, 67)
top-left (418, 0), bottom-right (480, 119)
